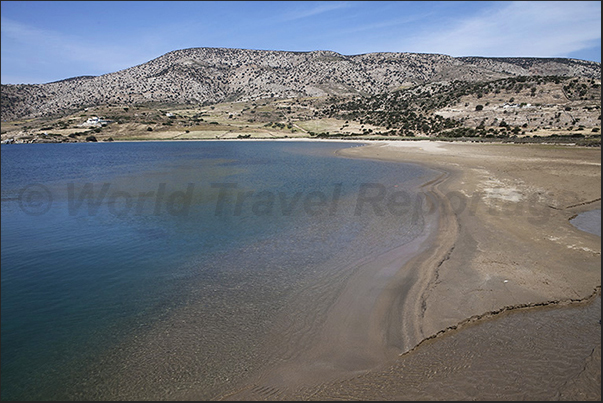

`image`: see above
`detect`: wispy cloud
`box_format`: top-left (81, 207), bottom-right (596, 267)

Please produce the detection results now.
top-left (279, 1), bottom-right (352, 22)
top-left (1, 16), bottom-right (154, 80)
top-left (332, 12), bottom-right (436, 37)
top-left (401, 1), bottom-right (601, 58)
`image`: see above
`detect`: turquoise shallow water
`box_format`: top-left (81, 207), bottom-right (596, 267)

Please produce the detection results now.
top-left (1, 141), bottom-right (434, 400)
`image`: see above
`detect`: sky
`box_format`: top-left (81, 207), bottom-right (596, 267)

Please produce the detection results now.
top-left (1, 1), bottom-right (601, 84)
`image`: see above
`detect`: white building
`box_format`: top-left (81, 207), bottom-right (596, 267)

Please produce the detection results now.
top-left (80, 116), bottom-right (111, 127)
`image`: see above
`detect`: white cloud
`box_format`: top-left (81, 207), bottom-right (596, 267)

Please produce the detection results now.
top-left (401, 1), bottom-right (601, 58)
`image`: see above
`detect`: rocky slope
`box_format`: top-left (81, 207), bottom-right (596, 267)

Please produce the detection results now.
top-left (1, 47), bottom-right (601, 121)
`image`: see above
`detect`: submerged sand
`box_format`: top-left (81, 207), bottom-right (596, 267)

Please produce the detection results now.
top-left (220, 141), bottom-right (601, 400)
top-left (64, 140), bottom-right (599, 401)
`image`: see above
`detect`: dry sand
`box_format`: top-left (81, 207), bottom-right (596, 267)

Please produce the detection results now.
top-left (220, 140), bottom-right (601, 400)
top-left (344, 141), bottom-right (600, 339)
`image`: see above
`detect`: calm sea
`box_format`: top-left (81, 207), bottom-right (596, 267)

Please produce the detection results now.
top-left (1, 141), bottom-right (434, 400)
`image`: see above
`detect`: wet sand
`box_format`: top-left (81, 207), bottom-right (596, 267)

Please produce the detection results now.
top-left (298, 292), bottom-right (601, 401)
top-left (221, 141), bottom-right (601, 400)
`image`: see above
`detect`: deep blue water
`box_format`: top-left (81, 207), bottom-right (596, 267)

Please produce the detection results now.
top-left (1, 141), bottom-right (433, 400)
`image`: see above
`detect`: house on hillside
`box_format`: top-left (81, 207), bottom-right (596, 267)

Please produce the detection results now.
top-left (80, 116), bottom-right (112, 127)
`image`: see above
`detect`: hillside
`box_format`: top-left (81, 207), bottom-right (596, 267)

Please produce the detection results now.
top-left (1, 47), bottom-right (601, 122)
top-left (320, 75), bottom-right (601, 137)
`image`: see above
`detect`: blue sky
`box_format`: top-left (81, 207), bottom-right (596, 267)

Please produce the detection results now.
top-left (1, 1), bottom-right (601, 84)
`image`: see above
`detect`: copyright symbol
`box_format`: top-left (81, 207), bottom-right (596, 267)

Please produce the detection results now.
top-left (18, 184), bottom-right (53, 216)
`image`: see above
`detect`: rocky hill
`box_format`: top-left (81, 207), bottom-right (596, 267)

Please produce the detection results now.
top-left (1, 47), bottom-right (601, 121)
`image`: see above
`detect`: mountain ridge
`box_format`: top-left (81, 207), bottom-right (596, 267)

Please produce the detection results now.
top-left (2, 47), bottom-right (601, 121)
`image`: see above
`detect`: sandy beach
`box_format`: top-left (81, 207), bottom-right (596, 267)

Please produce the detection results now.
top-left (344, 141), bottom-right (601, 337)
top-left (219, 140), bottom-right (601, 400)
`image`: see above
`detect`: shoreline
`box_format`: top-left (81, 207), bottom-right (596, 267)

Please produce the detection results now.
top-left (339, 140), bottom-right (601, 344)
top-left (333, 148), bottom-right (460, 353)
top-left (323, 140), bottom-right (600, 400)
top-left (216, 160), bottom-right (449, 400)
top-left (341, 141), bottom-right (600, 335)
top-left (221, 140), bottom-right (601, 400)
top-left (16, 139), bottom-right (597, 400)
top-left (4, 136), bottom-right (600, 146)
top-left (54, 140), bottom-right (446, 401)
